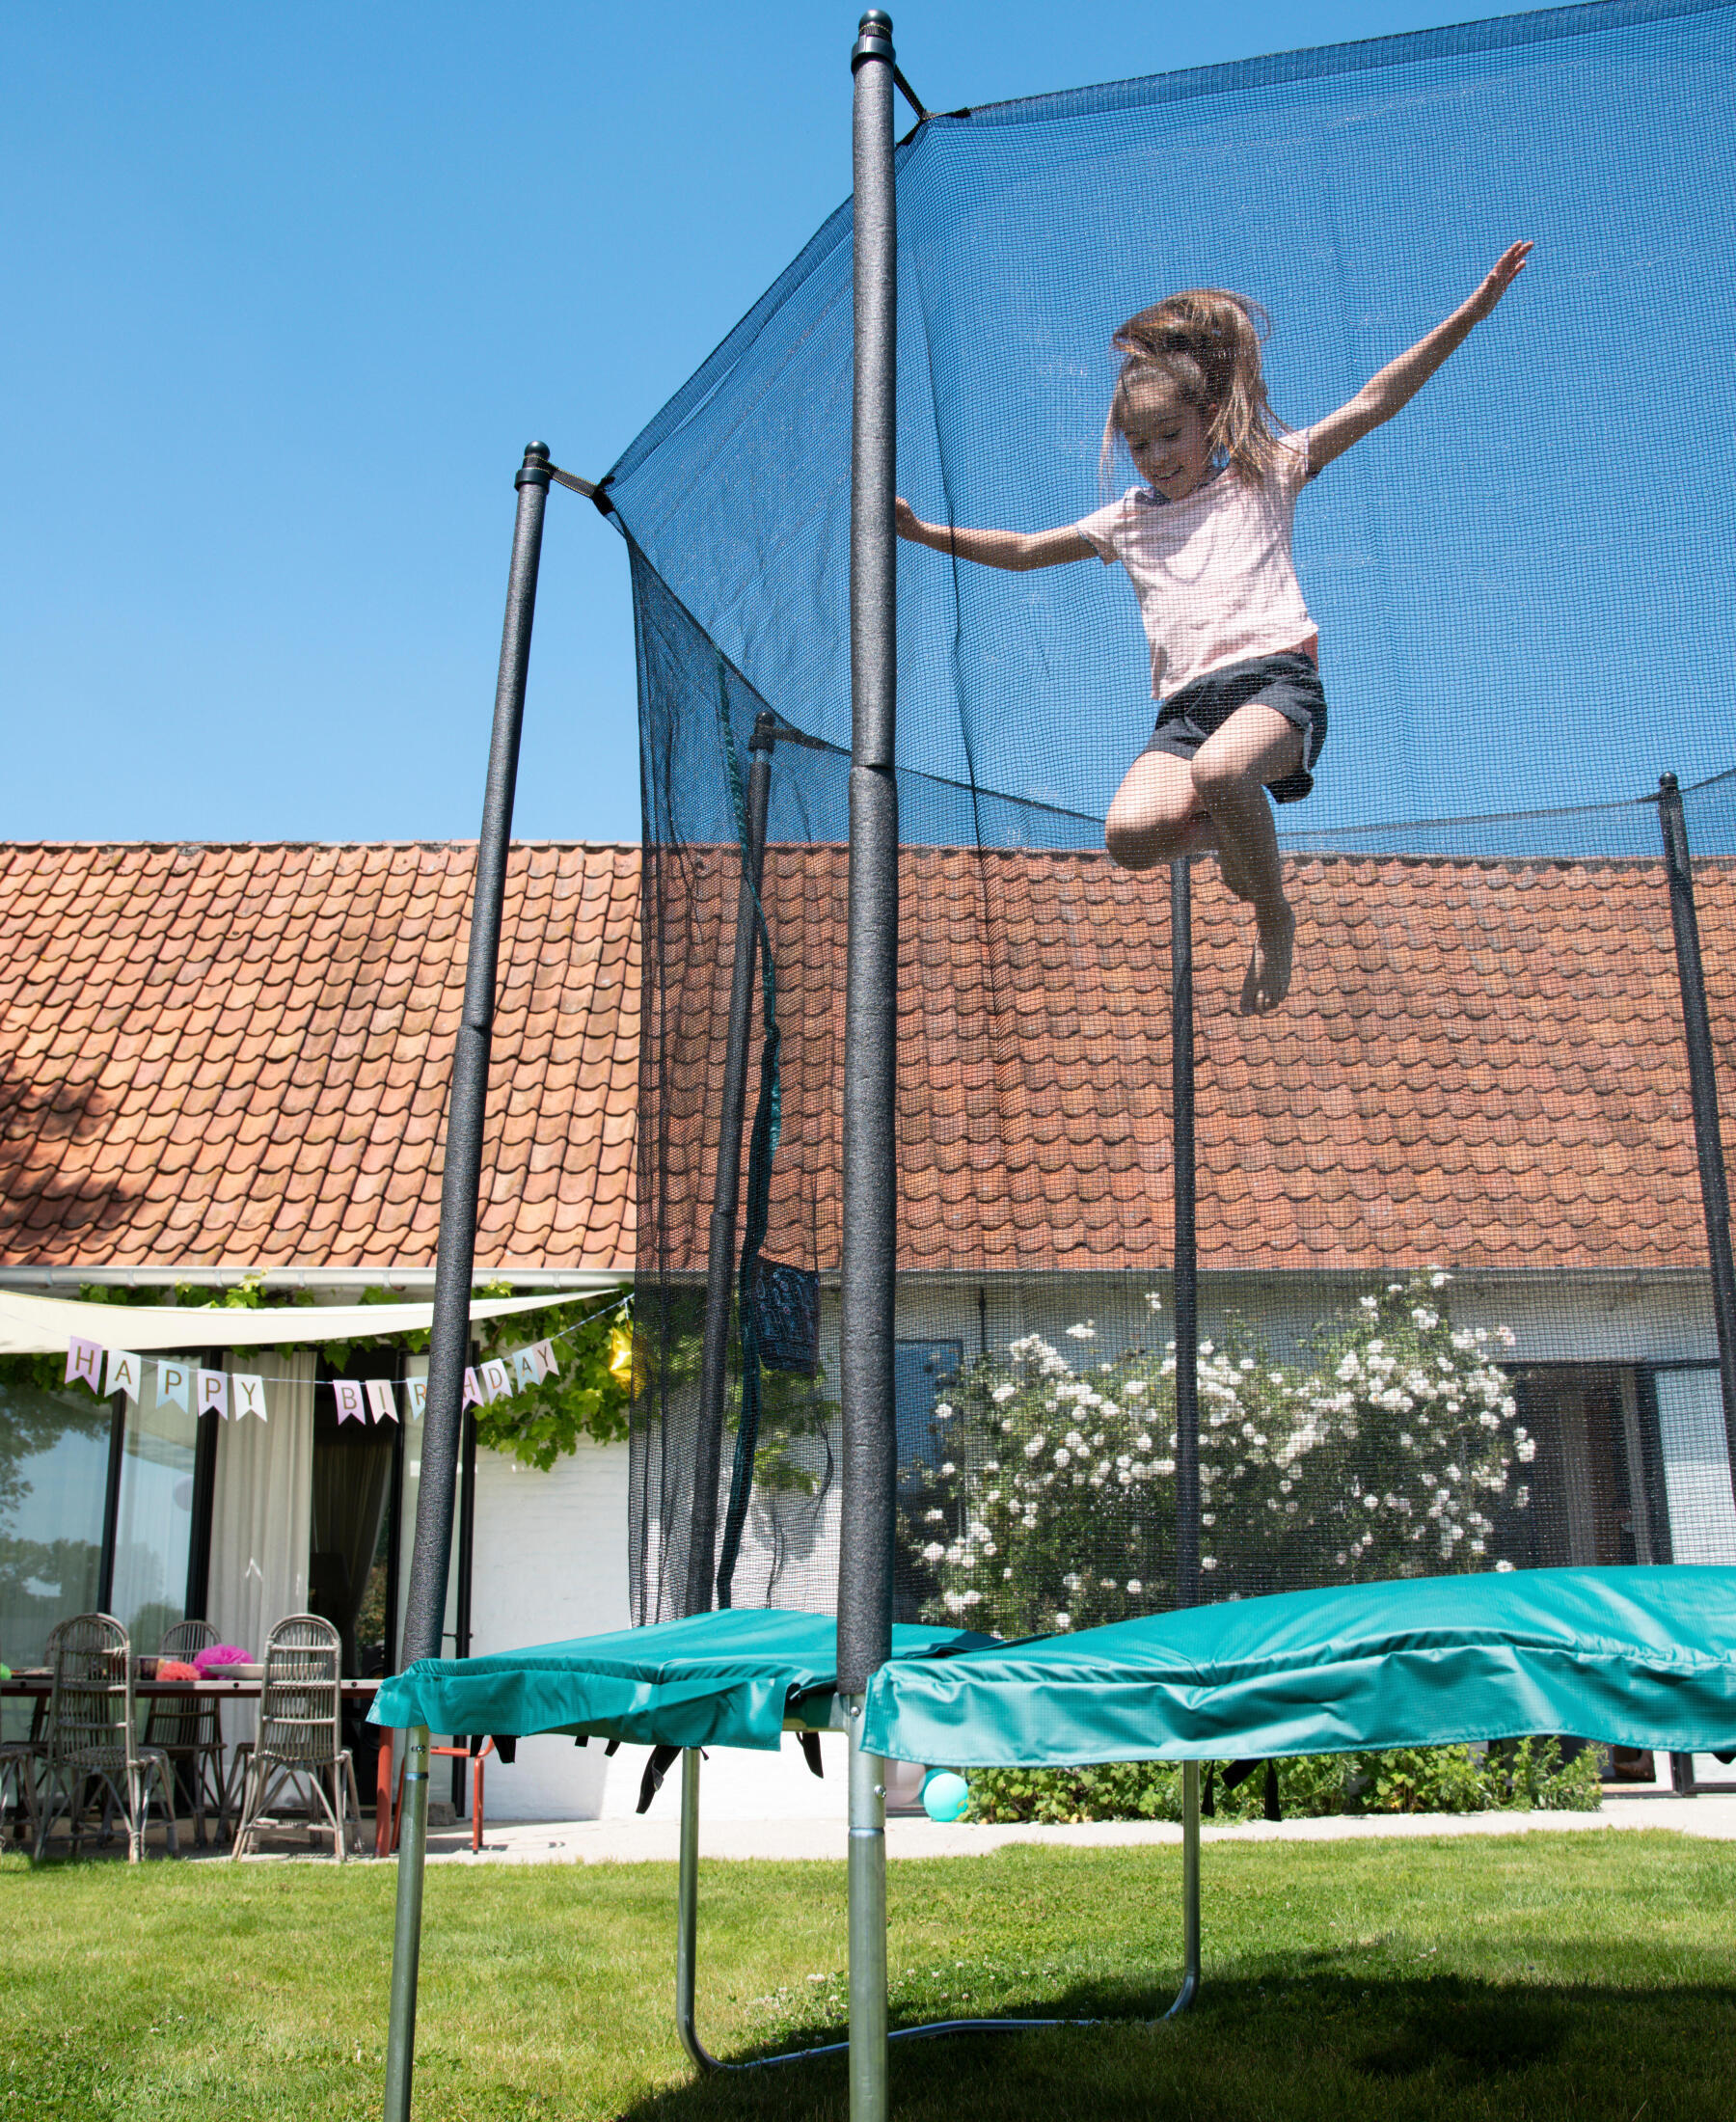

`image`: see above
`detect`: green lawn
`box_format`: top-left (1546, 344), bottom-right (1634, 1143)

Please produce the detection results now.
top-left (3, 1832), bottom-right (1733, 2120)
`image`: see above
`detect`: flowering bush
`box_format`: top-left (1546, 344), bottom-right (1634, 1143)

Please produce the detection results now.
top-left (901, 1270), bottom-right (1533, 1636)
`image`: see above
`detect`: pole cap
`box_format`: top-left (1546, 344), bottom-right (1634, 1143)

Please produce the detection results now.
top-left (516, 440), bottom-right (552, 492)
top-left (1660, 772), bottom-right (1680, 794)
top-left (854, 10), bottom-right (893, 68)
top-left (750, 710), bottom-right (778, 753)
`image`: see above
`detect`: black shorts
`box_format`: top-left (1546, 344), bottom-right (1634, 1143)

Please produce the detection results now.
top-left (1142, 651), bottom-right (1327, 803)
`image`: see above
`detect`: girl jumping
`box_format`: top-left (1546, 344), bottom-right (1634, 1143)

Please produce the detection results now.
top-left (897, 242), bottom-right (1532, 1013)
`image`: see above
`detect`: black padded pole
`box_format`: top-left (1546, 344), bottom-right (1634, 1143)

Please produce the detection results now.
top-left (398, 442), bottom-right (550, 1672)
top-left (1172, 857), bottom-right (1200, 1609)
top-left (687, 713), bottom-right (777, 1616)
top-left (1657, 773), bottom-right (1736, 1480)
top-left (838, 10), bottom-right (899, 1700)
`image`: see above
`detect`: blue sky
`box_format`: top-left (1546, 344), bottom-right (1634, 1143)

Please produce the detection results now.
top-left (2, 2), bottom-right (1706, 849)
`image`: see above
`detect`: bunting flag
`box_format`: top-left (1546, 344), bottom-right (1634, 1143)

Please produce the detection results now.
top-left (104, 1348), bottom-right (143, 1402)
top-left (61, 1331), bottom-right (579, 1428)
top-left (66, 1337), bottom-right (104, 1393)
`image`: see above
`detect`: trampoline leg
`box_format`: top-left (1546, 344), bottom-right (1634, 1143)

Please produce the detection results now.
top-left (848, 1702), bottom-right (889, 2122)
top-left (382, 1725), bottom-right (431, 2122)
top-left (676, 1749), bottom-right (720, 2072)
top-left (1165, 1760), bottom-right (1201, 2019)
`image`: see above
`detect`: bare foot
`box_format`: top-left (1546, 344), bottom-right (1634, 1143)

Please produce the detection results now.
top-left (1239, 901), bottom-right (1296, 1015)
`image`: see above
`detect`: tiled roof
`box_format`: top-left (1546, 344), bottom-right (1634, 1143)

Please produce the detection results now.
top-left (647, 845), bottom-right (1736, 1277)
top-left (4, 839), bottom-right (1732, 1279)
top-left (0, 843), bottom-right (638, 1271)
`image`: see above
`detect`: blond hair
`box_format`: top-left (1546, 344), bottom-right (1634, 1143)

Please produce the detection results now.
top-left (1102, 288), bottom-right (1287, 489)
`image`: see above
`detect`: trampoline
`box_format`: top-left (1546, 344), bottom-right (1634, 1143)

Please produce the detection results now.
top-left (375, 6), bottom-right (1736, 2118)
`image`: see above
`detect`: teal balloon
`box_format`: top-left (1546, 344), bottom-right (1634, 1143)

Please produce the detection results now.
top-left (921, 1770), bottom-right (969, 1823)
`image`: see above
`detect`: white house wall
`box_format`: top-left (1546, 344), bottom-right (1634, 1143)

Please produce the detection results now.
top-left (467, 1435), bottom-right (846, 1825)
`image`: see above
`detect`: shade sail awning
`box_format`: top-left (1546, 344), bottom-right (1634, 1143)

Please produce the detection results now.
top-left (0, 1283), bottom-right (620, 1356)
top-left (369, 1610), bottom-right (990, 1750)
top-left (860, 1566), bottom-right (1736, 1767)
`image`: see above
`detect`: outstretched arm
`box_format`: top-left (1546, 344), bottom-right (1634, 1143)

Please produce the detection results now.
top-left (896, 497), bottom-right (1094, 571)
top-left (1306, 240), bottom-right (1533, 476)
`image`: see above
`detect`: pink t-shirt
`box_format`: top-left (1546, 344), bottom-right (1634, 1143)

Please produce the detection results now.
top-left (1074, 432), bottom-right (1316, 701)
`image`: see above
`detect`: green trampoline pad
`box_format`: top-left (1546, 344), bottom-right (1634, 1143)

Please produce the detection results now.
top-left (369, 1608), bottom-right (989, 1753)
top-left (860, 1566), bottom-right (1736, 1767)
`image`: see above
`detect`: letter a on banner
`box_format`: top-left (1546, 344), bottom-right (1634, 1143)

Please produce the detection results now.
top-left (366, 1379), bottom-right (398, 1424)
top-left (511, 1347), bottom-right (541, 1389)
top-left (155, 1361), bottom-right (191, 1413)
top-left (197, 1369), bottom-right (229, 1419)
top-left (65, 1338), bottom-right (104, 1393)
top-left (104, 1348), bottom-right (143, 1402)
top-left (232, 1374), bottom-right (268, 1421)
top-left (334, 1380), bottom-right (366, 1425)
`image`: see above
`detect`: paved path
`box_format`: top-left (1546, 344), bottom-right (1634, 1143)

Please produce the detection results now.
top-left (424, 1793), bottom-right (1736, 1864)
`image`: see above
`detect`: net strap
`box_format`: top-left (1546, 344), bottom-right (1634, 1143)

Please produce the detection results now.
top-left (713, 656), bottom-right (782, 1608)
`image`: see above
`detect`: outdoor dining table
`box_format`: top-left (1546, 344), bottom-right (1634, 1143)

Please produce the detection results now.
top-left (1, 1673), bottom-right (397, 1856)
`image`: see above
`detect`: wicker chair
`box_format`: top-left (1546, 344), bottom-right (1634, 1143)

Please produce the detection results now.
top-left (231, 1615), bottom-right (362, 1861)
top-left (141, 1619), bottom-right (230, 1847)
top-left (34, 1614), bottom-right (179, 1863)
top-left (0, 1640), bottom-right (44, 1848)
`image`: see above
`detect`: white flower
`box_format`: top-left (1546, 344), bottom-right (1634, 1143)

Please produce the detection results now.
top-left (1055, 1611), bottom-right (1072, 1629)
top-left (1003, 1567), bottom-right (1014, 1580)
top-left (1516, 1438), bottom-right (1536, 1462)
top-left (922, 1542), bottom-right (946, 1563)
top-left (1411, 1307), bottom-right (1439, 1331)
top-left (984, 1459), bottom-right (1000, 1474)
top-left (1053, 1448), bottom-right (1071, 1468)
top-left (1126, 1580), bottom-right (1143, 1594)
top-left (1359, 1295), bottom-right (1379, 1314)
top-left (924, 1509), bottom-right (945, 1523)
top-left (1024, 1435), bottom-right (1045, 1457)
top-left (1430, 1270), bottom-right (1449, 1290)
top-left (962, 1589), bottom-right (983, 1606)
top-left (936, 1401), bottom-right (956, 1420)
top-left (990, 1384), bottom-right (1015, 1405)
top-left (1494, 1559), bottom-right (1515, 1572)
top-left (1126, 1380), bottom-right (1149, 1399)
top-left (1146, 1292), bottom-right (1164, 1312)
top-left (1387, 1283), bottom-right (1403, 1294)
top-left (1201, 1557), bottom-right (1218, 1572)
top-left (1199, 1341), bottom-right (1214, 1356)
top-left (1496, 1325), bottom-right (1517, 1348)
top-left (940, 1462), bottom-right (956, 1478)
top-left (1065, 1321), bottom-right (1097, 1341)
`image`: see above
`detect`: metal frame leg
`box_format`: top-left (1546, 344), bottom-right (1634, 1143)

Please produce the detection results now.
top-left (383, 1726), bottom-right (431, 2122)
top-left (672, 1728), bottom-right (1204, 2074)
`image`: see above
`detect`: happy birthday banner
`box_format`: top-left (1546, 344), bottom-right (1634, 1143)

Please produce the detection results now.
top-left (62, 1335), bottom-right (562, 1424)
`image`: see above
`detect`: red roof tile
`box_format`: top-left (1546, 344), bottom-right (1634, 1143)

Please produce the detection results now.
top-left (4, 840), bottom-right (1733, 1281)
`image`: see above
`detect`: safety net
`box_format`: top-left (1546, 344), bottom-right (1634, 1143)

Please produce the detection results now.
top-left (606, 0), bottom-right (1736, 1723)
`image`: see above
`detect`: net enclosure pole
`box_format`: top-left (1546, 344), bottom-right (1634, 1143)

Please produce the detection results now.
top-left (1171, 857), bottom-right (1200, 1609)
top-left (384, 440), bottom-right (549, 2122)
top-left (1657, 773), bottom-right (1736, 1476)
top-left (1168, 856), bottom-right (1201, 2016)
top-left (843, 14), bottom-right (898, 2122)
top-left (687, 713), bottom-right (777, 1616)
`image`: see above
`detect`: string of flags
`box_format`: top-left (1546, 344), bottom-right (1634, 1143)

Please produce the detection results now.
top-left (62, 1333), bottom-right (566, 1425)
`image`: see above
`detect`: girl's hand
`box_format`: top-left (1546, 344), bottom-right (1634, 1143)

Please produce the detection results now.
top-left (895, 496), bottom-right (925, 540)
top-left (1467, 240), bottom-right (1533, 321)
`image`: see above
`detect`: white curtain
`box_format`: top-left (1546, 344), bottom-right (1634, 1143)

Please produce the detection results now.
top-left (206, 1349), bottom-right (315, 1746)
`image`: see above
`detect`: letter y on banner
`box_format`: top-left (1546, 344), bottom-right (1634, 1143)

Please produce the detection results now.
top-left (232, 1374), bottom-right (268, 1421)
